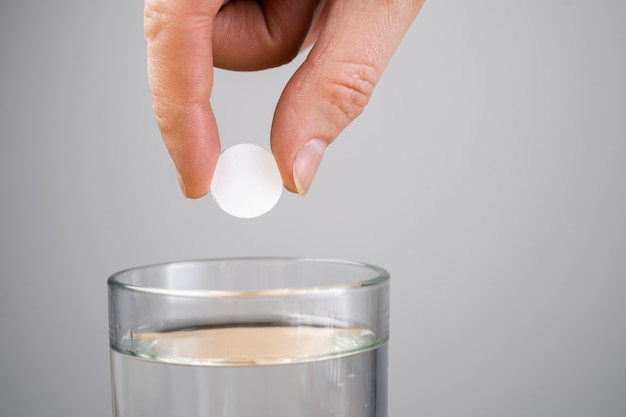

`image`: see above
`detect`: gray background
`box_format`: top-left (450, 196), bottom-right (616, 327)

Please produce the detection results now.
top-left (1, 1), bottom-right (625, 416)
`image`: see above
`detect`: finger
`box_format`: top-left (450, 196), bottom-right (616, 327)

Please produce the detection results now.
top-left (271, 0), bottom-right (425, 194)
top-left (144, 0), bottom-right (224, 198)
top-left (212, 0), bottom-right (318, 70)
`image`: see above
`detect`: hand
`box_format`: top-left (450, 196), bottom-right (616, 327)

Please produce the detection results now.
top-left (144, 0), bottom-right (424, 198)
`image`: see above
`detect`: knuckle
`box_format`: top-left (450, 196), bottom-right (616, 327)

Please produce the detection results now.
top-left (152, 97), bottom-right (206, 142)
top-left (152, 97), bottom-right (188, 137)
top-left (144, 0), bottom-right (207, 40)
top-left (153, 99), bottom-right (182, 137)
top-left (144, 0), bottom-right (169, 40)
top-left (325, 61), bottom-right (378, 124)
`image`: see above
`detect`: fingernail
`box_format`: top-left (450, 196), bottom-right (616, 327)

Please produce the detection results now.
top-left (293, 139), bottom-right (328, 196)
top-left (176, 169), bottom-right (188, 197)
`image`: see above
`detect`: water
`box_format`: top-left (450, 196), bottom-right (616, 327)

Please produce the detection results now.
top-left (110, 325), bottom-right (388, 417)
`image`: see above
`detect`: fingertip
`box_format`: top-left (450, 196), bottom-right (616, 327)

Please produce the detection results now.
top-left (165, 114), bottom-right (220, 199)
top-left (176, 168), bottom-right (210, 199)
top-left (178, 141), bottom-right (220, 199)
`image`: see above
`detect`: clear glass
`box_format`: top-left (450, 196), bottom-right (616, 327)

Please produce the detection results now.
top-left (108, 257), bottom-right (390, 417)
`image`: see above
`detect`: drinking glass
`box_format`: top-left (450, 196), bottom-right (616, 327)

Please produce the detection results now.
top-left (108, 257), bottom-right (390, 416)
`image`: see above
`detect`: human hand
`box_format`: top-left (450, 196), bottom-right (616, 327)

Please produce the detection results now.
top-left (144, 0), bottom-right (424, 198)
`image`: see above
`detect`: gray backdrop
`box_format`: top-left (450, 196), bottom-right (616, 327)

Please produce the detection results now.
top-left (1, 1), bottom-right (625, 416)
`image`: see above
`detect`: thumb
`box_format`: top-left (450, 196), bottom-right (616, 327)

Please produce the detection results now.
top-left (271, 0), bottom-right (424, 195)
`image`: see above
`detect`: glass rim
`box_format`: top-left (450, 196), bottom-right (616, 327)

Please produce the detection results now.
top-left (107, 256), bottom-right (389, 298)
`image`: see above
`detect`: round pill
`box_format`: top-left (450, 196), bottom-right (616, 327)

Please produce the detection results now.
top-left (210, 143), bottom-right (283, 219)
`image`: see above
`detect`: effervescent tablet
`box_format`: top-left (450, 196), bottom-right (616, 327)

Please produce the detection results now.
top-left (210, 144), bottom-right (283, 218)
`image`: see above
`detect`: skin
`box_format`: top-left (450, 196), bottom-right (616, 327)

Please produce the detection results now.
top-left (145, 0), bottom-right (425, 198)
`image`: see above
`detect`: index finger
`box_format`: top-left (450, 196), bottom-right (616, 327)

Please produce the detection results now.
top-left (144, 0), bottom-right (224, 198)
